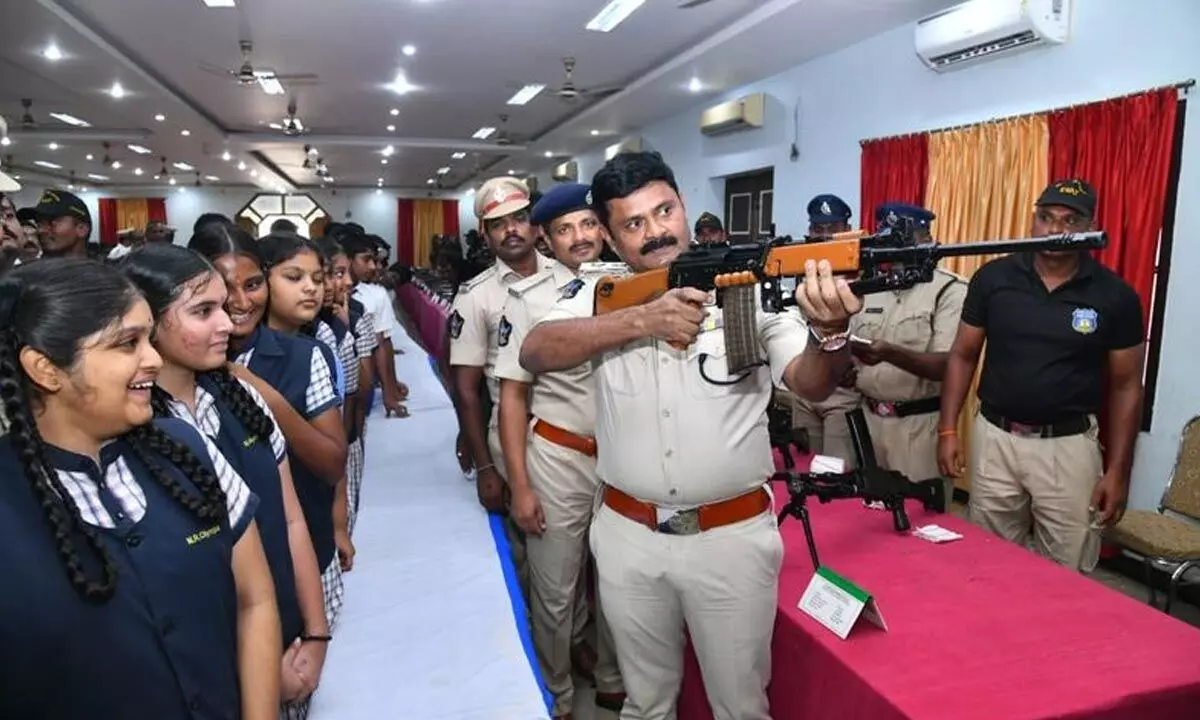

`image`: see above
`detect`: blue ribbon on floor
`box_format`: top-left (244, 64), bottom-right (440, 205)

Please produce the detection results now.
top-left (488, 512), bottom-right (554, 715)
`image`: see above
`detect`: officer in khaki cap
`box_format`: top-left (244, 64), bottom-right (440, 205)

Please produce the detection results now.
top-left (849, 202), bottom-right (965, 496)
top-left (495, 182), bottom-right (625, 718)
top-left (449, 176), bottom-right (555, 588)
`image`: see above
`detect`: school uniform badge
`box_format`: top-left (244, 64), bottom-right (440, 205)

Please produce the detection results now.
top-left (448, 310), bottom-right (464, 339)
top-left (1071, 307), bottom-right (1098, 334)
top-left (561, 278), bottom-right (585, 299)
top-left (498, 315), bottom-right (513, 347)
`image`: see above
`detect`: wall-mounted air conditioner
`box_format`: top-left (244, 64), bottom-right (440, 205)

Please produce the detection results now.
top-left (700, 93), bottom-right (765, 136)
top-left (552, 161), bottom-right (579, 183)
top-left (604, 137), bottom-right (644, 161)
top-left (915, 0), bottom-right (1071, 73)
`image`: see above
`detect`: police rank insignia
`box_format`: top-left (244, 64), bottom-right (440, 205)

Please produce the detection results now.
top-left (448, 310), bottom-right (464, 339)
top-left (498, 315), bottom-right (513, 347)
top-left (1071, 307), bottom-right (1098, 335)
top-left (561, 278), bottom-right (585, 299)
top-left (820, 200), bottom-right (832, 216)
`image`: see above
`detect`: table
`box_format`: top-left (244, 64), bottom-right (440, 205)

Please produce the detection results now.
top-left (397, 283), bottom-right (449, 365)
top-left (679, 484), bottom-right (1200, 719)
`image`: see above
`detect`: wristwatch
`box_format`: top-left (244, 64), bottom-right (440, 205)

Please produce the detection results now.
top-left (808, 324), bottom-right (851, 352)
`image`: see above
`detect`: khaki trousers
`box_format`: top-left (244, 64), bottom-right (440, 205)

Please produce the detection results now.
top-left (792, 387), bottom-right (861, 468)
top-left (490, 428), bottom-right (529, 598)
top-left (591, 504), bottom-right (782, 720)
top-left (968, 414), bottom-right (1104, 572)
top-left (526, 432), bottom-right (621, 714)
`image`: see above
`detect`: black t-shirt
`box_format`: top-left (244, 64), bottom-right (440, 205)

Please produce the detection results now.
top-left (962, 252), bottom-right (1143, 423)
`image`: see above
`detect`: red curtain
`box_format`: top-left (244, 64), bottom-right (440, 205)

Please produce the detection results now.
top-left (1047, 88), bottom-right (1178, 320)
top-left (859, 134), bottom-right (929, 231)
top-left (441, 199), bottom-right (460, 239)
top-left (397, 198), bottom-right (415, 265)
top-left (146, 197), bottom-right (167, 224)
top-left (97, 198), bottom-right (118, 246)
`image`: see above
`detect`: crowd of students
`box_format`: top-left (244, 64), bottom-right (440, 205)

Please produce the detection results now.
top-left (0, 211), bottom-right (405, 719)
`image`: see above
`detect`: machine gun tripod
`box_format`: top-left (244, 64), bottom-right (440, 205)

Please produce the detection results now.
top-left (775, 408), bottom-right (946, 570)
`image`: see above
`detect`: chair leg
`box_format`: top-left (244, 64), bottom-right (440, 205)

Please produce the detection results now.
top-left (1144, 557), bottom-right (1159, 609)
top-left (1166, 560), bottom-right (1200, 615)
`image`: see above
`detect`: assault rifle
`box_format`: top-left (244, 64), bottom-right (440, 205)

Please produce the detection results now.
top-left (776, 408), bottom-right (946, 571)
top-left (593, 222), bottom-right (1106, 373)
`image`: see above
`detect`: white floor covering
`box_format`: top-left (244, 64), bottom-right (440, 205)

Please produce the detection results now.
top-left (310, 321), bottom-right (550, 720)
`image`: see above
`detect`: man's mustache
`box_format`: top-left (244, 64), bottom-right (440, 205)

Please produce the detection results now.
top-left (640, 235), bottom-right (678, 256)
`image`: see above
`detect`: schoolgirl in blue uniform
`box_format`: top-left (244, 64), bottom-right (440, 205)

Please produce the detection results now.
top-left (0, 258), bottom-right (281, 719)
top-left (121, 243), bottom-right (331, 712)
top-left (189, 225), bottom-right (348, 634)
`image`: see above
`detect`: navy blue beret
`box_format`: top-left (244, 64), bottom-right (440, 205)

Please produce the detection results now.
top-left (531, 183), bottom-right (594, 226)
top-left (874, 202), bottom-right (936, 229)
top-left (807, 194), bottom-right (853, 224)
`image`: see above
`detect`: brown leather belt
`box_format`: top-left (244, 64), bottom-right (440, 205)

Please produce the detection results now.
top-left (533, 419), bottom-right (597, 457)
top-left (603, 485), bottom-right (770, 535)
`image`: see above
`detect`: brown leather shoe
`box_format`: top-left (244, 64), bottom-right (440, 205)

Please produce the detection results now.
top-left (596, 692), bottom-right (626, 713)
top-left (570, 641), bottom-right (597, 683)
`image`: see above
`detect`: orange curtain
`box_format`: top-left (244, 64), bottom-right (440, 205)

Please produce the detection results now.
top-left (411, 199), bottom-right (445, 268)
top-left (923, 114), bottom-right (1049, 491)
top-left (115, 198), bottom-right (150, 235)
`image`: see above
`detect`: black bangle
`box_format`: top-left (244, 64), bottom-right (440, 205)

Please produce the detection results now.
top-left (300, 633), bottom-right (333, 643)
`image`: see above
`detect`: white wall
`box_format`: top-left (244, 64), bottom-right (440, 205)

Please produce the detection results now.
top-left (498, 0), bottom-right (1200, 510)
top-left (10, 184), bottom-right (460, 243)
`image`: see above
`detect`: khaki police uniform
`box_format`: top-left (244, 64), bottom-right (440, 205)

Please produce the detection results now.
top-left (541, 281), bottom-right (809, 720)
top-left (791, 387), bottom-right (861, 467)
top-left (449, 253), bottom-right (556, 593)
top-left (495, 262), bottom-right (622, 715)
top-left (852, 269), bottom-right (965, 487)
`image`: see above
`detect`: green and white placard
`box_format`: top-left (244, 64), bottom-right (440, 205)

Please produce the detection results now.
top-left (798, 566), bottom-right (888, 640)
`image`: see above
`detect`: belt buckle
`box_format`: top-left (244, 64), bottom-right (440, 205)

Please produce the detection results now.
top-left (874, 401), bottom-right (896, 417)
top-left (658, 509), bottom-right (700, 535)
top-left (1009, 422), bottom-right (1042, 438)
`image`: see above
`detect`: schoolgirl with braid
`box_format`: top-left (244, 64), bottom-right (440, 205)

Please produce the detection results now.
top-left (189, 225), bottom-right (349, 639)
top-left (120, 243), bottom-right (331, 715)
top-left (0, 258), bottom-right (280, 720)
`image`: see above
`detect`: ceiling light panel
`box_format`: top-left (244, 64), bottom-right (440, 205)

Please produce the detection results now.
top-left (451, 152), bottom-right (467, 160)
top-left (34, 161), bottom-right (62, 169)
top-left (506, 84), bottom-right (546, 106)
top-left (202, 0), bottom-right (237, 7)
top-left (43, 42), bottom-right (64, 61)
top-left (258, 76), bottom-right (285, 95)
top-left (173, 162), bottom-right (194, 171)
top-left (127, 144), bottom-right (153, 155)
top-left (49, 112), bottom-right (90, 127)
top-left (586, 0), bottom-right (646, 32)
top-left (87, 173), bottom-right (109, 181)
top-left (472, 127), bottom-right (496, 139)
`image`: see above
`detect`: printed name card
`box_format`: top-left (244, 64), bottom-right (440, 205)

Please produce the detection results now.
top-left (798, 566), bottom-right (888, 640)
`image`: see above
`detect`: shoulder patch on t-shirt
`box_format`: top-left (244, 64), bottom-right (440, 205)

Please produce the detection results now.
top-left (561, 278), bottom-right (585, 300)
top-left (448, 310), bottom-right (464, 339)
top-left (498, 315), bottom-right (513, 347)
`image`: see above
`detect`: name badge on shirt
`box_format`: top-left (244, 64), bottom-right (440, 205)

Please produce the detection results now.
top-left (185, 524), bottom-right (222, 546)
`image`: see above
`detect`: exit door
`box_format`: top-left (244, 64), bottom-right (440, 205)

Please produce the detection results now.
top-left (724, 168), bottom-right (774, 242)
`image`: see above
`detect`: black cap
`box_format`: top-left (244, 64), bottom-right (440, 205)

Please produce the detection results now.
top-left (24, 189), bottom-right (91, 226)
top-left (1037, 179), bottom-right (1096, 217)
top-left (531, 183), bottom-right (593, 226)
top-left (693, 211), bottom-right (723, 233)
top-left (807, 194), bottom-right (852, 225)
top-left (875, 202), bottom-right (935, 230)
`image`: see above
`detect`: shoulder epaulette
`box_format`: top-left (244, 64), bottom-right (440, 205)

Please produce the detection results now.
top-left (459, 265), bottom-right (497, 294)
top-left (933, 267), bottom-right (966, 284)
top-left (508, 269), bottom-right (553, 298)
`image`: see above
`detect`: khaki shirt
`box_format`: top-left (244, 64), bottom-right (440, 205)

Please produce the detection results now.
top-left (449, 255), bottom-right (556, 427)
top-left (540, 280), bottom-right (810, 507)
top-left (852, 269), bottom-right (966, 402)
top-left (494, 261), bottom-right (596, 437)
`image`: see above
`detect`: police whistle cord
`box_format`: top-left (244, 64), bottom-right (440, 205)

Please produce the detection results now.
top-left (775, 408), bottom-right (947, 571)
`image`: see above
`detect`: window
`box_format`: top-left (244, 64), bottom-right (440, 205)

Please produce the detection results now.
top-left (236, 193), bottom-right (328, 238)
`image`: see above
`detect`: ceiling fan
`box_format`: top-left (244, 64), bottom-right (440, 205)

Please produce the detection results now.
top-left (267, 98), bottom-right (307, 137)
top-left (200, 40), bottom-right (319, 95)
top-left (550, 57), bottom-right (623, 104)
top-left (492, 114), bottom-right (527, 147)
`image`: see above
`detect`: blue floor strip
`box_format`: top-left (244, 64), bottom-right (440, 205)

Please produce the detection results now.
top-left (488, 512), bottom-right (554, 715)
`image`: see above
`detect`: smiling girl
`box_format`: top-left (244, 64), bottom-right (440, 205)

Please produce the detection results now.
top-left (0, 258), bottom-right (279, 719)
top-left (189, 225), bottom-right (348, 637)
top-left (121, 243), bottom-right (332, 712)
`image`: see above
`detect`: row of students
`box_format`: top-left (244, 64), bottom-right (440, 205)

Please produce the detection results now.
top-left (0, 220), bottom-right (396, 718)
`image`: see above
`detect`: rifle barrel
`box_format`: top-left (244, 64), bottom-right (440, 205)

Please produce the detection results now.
top-left (933, 231), bottom-right (1107, 258)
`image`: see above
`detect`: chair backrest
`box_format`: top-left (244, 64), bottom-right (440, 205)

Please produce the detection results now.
top-left (1163, 415), bottom-right (1200, 520)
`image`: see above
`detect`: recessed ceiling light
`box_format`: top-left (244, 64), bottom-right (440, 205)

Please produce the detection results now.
top-left (472, 127), bottom-right (496, 140)
top-left (173, 162), bottom-right (194, 171)
top-left (451, 151), bottom-right (467, 160)
top-left (85, 153), bottom-right (94, 160)
top-left (109, 82), bottom-right (126, 99)
top-left (222, 151), bottom-right (232, 161)
top-left (111, 161), bottom-right (122, 169)
top-left (402, 44), bottom-right (417, 57)
top-left (127, 144), bottom-right (153, 155)
top-left (202, 0), bottom-right (237, 7)
top-left (687, 77), bottom-right (703, 93)
top-left (390, 108), bottom-right (400, 116)
top-left (436, 166), bottom-right (450, 175)
top-left (0, 137), bottom-right (10, 147)
top-left (590, 129), bottom-right (601, 136)
top-left (87, 173), bottom-right (109, 181)
top-left (205, 175), bottom-right (220, 182)
top-left (180, 129), bottom-right (191, 136)
top-left (237, 161), bottom-right (247, 170)
top-left (507, 169), bottom-right (516, 175)
top-left (268, 122), bottom-right (283, 130)
top-left (79, 186), bottom-right (88, 193)
top-left (543, 151), bottom-right (553, 158)
top-left (153, 174), bottom-right (160, 180)
top-left (387, 71), bottom-right (416, 95)
top-left (586, 0), bottom-right (646, 33)
top-left (249, 170), bottom-right (258, 177)
top-left (381, 145), bottom-right (395, 157)
top-left (377, 177), bottom-right (384, 183)
top-left (43, 42), bottom-right (64, 62)
top-left (134, 167), bottom-right (144, 176)
top-left (169, 177), bottom-right (177, 185)
top-left (426, 179), bottom-right (435, 185)
top-left (49, 112), bottom-right (90, 127)
top-left (34, 160), bottom-right (62, 169)
top-left (506, 84), bottom-right (546, 106)
top-left (375, 188), bottom-right (383, 195)
top-left (386, 125), bottom-right (396, 132)
top-left (381, 158), bottom-right (388, 165)
top-left (47, 142), bottom-right (59, 151)
top-left (154, 113), bottom-right (166, 122)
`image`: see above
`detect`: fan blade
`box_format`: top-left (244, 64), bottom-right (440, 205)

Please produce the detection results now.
top-left (581, 85), bottom-right (624, 97)
top-left (198, 62), bottom-right (237, 78)
top-left (273, 73), bottom-right (320, 83)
